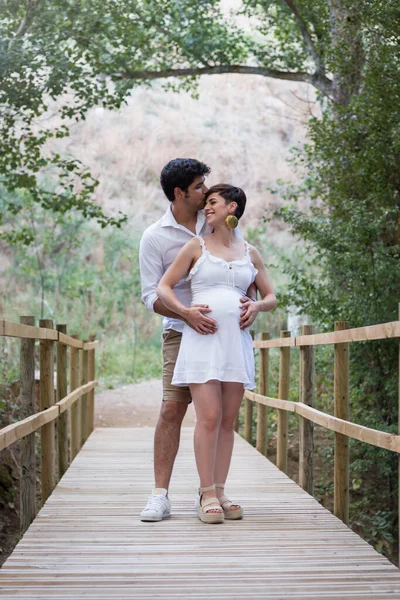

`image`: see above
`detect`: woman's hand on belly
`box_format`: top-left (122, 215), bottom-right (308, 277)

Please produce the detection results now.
top-left (183, 305), bottom-right (218, 334)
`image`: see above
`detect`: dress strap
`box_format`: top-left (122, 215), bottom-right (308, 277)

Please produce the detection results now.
top-left (196, 235), bottom-right (207, 253)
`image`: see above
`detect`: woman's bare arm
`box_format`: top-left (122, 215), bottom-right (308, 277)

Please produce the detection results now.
top-left (156, 239), bottom-right (217, 334)
top-left (239, 246), bottom-right (277, 329)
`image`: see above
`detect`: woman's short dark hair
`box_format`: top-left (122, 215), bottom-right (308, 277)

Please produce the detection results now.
top-left (204, 184), bottom-right (247, 219)
top-left (160, 158), bottom-right (211, 202)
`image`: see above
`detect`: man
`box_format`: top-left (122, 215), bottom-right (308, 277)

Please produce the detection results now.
top-left (139, 158), bottom-right (255, 521)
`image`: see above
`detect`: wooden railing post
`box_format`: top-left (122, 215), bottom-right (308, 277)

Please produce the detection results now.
top-left (70, 336), bottom-right (80, 460)
top-left (56, 324), bottom-right (68, 479)
top-left (87, 334), bottom-right (96, 435)
top-left (256, 332), bottom-right (269, 456)
top-left (398, 303), bottom-right (400, 566)
top-left (277, 330), bottom-right (291, 473)
top-left (19, 316), bottom-right (36, 534)
top-left (80, 342), bottom-right (89, 446)
top-left (244, 330), bottom-right (255, 444)
top-left (39, 319), bottom-right (55, 503)
top-left (334, 320), bottom-right (350, 524)
top-left (299, 324), bottom-right (315, 494)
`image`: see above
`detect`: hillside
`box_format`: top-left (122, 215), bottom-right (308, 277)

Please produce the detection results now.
top-left (64, 75), bottom-right (318, 242)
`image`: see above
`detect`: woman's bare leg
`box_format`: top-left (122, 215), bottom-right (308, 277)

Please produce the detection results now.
top-left (190, 381), bottom-right (222, 508)
top-left (214, 382), bottom-right (244, 506)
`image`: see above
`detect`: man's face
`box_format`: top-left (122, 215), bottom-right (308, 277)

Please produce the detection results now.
top-left (184, 175), bottom-right (208, 211)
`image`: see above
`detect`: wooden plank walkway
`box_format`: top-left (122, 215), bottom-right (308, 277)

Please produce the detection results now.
top-left (1, 427), bottom-right (400, 599)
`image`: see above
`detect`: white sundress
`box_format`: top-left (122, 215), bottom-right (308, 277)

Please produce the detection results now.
top-left (172, 236), bottom-right (258, 389)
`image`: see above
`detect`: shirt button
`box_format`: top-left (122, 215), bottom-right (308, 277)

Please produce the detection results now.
top-left (229, 266), bottom-right (232, 269)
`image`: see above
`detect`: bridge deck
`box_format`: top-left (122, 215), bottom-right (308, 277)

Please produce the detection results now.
top-left (1, 427), bottom-right (400, 599)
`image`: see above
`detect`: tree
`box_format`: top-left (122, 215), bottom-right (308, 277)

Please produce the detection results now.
top-left (0, 0), bottom-right (247, 242)
top-left (273, 0), bottom-right (400, 559)
top-left (1, 0), bottom-right (391, 244)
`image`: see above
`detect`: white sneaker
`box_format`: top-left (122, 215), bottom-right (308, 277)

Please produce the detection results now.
top-left (140, 488), bottom-right (171, 522)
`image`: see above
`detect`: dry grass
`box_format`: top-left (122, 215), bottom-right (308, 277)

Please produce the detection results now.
top-left (64, 75), bottom-right (318, 242)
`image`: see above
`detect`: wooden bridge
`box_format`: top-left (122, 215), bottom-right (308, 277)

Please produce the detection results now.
top-left (1, 317), bottom-right (400, 598)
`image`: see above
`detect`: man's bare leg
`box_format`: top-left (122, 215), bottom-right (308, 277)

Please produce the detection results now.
top-left (140, 329), bottom-right (189, 521)
top-left (154, 400), bottom-right (188, 490)
top-left (140, 400), bottom-right (188, 521)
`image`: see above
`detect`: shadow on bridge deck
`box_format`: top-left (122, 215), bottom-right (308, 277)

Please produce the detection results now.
top-left (1, 427), bottom-right (399, 599)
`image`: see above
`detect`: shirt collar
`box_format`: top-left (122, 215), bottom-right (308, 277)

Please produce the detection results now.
top-left (161, 204), bottom-right (206, 234)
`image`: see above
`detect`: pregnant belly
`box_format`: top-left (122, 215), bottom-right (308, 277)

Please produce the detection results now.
top-left (192, 287), bottom-right (242, 323)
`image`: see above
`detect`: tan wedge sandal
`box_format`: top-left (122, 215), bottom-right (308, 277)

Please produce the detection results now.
top-left (215, 483), bottom-right (243, 520)
top-left (198, 484), bottom-right (224, 524)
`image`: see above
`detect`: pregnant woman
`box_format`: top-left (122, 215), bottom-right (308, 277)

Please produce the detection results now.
top-left (157, 184), bottom-right (276, 524)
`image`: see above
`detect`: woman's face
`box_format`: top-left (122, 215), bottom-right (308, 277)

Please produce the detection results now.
top-left (204, 193), bottom-right (236, 227)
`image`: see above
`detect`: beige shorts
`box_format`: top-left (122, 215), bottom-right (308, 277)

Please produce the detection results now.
top-left (162, 329), bottom-right (192, 403)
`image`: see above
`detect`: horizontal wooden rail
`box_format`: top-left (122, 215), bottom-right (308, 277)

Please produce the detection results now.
top-left (0, 320), bottom-right (58, 341)
top-left (0, 406), bottom-right (59, 454)
top-left (57, 381), bottom-right (98, 414)
top-left (245, 390), bottom-right (295, 412)
top-left (0, 319), bottom-right (97, 349)
top-left (253, 320), bottom-right (400, 349)
top-left (247, 317), bottom-right (400, 561)
top-left (244, 390), bottom-right (400, 454)
top-left (253, 336), bottom-right (295, 348)
top-left (0, 380), bottom-right (98, 451)
top-left (1, 316), bottom-right (98, 535)
top-left (58, 332), bottom-right (84, 349)
top-left (83, 340), bottom-right (99, 351)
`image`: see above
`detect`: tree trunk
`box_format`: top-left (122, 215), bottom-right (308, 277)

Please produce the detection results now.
top-left (329, 0), bottom-right (364, 106)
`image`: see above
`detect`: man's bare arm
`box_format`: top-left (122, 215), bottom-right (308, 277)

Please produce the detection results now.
top-left (246, 282), bottom-right (258, 301)
top-left (153, 298), bottom-right (185, 320)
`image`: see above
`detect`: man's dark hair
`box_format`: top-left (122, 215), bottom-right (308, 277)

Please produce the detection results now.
top-left (204, 184), bottom-right (247, 219)
top-left (160, 158), bottom-right (211, 202)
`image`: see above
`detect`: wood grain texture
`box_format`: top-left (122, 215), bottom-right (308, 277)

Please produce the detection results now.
top-left (294, 320), bottom-right (400, 347)
top-left (87, 335), bottom-right (96, 435)
top-left (398, 303), bottom-right (400, 566)
top-left (83, 340), bottom-right (99, 351)
top-left (39, 320), bottom-right (56, 504)
top-left (19, 316), bottom-right (36, 534)
top-left (69, 339), bottom-right (80, 460)
top-left (256, 332), bottom-right (269, 456)
top-left (243, 391), bottom-right (400, 454)
top-left (277, 330), bottom-right (291, 474)
top-left (58, 332), bottom-right (84, 349)
top-left (80, 346), bottom-right (89, 446)
top-left (299, 325), bottom-right (315, 495)
top-left (0, 382), bottom-right (98, 451)
top-left (0, 319), bottom-right (58, 340)
top-left (252, 320), bottom-right (400, 349)
top-left (244, 331), bottom-right (255, 444)
top-left (1, 427), bottom-right (399, 599)
top-left (334, 321), bottom-right (350, 525)
top-left (57, 325), bottom-right (69, 480)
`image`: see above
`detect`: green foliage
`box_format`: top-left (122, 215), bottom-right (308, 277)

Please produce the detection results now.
top-left (0, 194), bottom-right (162, 387)
top-left (98, 332), bottom-right (162, 390)
top-left (270, 0), bottom-right (400, 561)
top-left (0, 0), bottom-right (249, 241)
top-left (245, 225), bottom-right (288, 336)
top-left (241, 0), bottom-right (331, 71)
top-left (1, 0), bottom-right (399, 564)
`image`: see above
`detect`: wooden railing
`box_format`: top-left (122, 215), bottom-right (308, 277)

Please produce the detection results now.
top-left (0, 318), bottom-right (98, 534)
top-left (239, 318), bottom-right (400, 555)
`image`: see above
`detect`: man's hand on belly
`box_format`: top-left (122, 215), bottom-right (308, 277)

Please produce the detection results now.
top-left (239, 297), bottom-right (260, 329)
